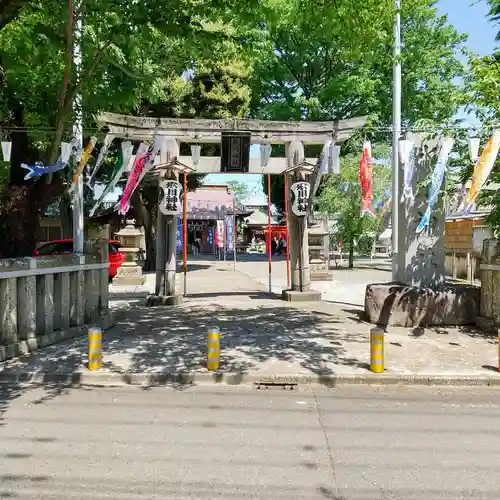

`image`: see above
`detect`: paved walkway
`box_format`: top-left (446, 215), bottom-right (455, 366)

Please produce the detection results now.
top-left (232, 255), bottom-right (391, 308)
top-left (1, 259), bottom-right (500, 385)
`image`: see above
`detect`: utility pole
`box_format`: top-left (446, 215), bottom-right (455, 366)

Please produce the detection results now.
top-left (391, 0), bottom-right (402, 281)
top-left (72, 0), bottom-right (84, 254)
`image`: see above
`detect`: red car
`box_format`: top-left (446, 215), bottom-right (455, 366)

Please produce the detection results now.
top-left (33, 239), bottom-right (125, 278)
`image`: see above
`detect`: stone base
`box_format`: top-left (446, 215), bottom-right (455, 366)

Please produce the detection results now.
top-left (476, 316), bottom-right (498, 334)
top-left (112, 276), bottom-right (146, 286)
top-left (311, 272), bottom-right (333, 282)
top-left (364, 282), bottom-right (479, 327)
top-left (281, 289), bottom-right (322, 302)
top-left (146, 294), bottom-right (183, 307)
top-left (0, 314), bottom-right (115, 363)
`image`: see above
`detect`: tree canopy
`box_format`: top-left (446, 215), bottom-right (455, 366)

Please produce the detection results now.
top-left (0, 0), bottom-right (474, 258)
top-left (0, 0), bottom-right (258, 256)
top-left (256, 0), bottom-right (467, 211)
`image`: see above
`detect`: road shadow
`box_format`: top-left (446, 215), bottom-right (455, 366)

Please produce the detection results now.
top-left (0, 300), bottom-right (368, 389)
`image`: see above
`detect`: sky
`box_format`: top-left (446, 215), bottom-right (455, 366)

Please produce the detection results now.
top-left (204, 0), bottom-right (499, 205)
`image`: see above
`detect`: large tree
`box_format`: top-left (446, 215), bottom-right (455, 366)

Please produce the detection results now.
top-left (0, 0), bottom-right (259, 257)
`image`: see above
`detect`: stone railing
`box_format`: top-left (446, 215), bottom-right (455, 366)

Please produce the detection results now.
top-left (0, 240), bottom-right (112, 361)
top-left (477, 239), bottom-right (500, 332)
top-left (445, 249), bottom-right (480, 282)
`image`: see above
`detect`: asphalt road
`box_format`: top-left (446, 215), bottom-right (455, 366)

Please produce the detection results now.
top-left (1, 384), bottom-right (500, 499)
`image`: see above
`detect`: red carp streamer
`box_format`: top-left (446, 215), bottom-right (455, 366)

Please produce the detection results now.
top-left (359, 140), bottom-right (374, 217)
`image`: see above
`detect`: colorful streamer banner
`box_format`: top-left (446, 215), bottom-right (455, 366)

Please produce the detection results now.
top-left (359, 140), bottom-right (374, 217)
top-left (21, 138), bottom-right (79, 180)
top-left (88, 133), bottom-right (115, 188)
top-left (89, 141), bottom-right (134, 217)
top-left (319, 140), bottom-right (341, 174)
top-left (462, 130), bottom-right (500, 214)
top-left (399, 140), bottom-right (415, 204)
top-left (117, 137), bottom-right (163, 215)
top-left (416, 137), bottom-right (455, 234)
top-left (70, 136), bottom-right (98, 189)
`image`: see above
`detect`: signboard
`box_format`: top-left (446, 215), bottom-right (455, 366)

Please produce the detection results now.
top-left (290, 181), bottom-right (311, 216)
top-left (221, 131), bottom-right (251, 173)
top-left (159, 180), bottom-right (182, 215)
top-left (176, 217), bottom-right (183, 253)
top-left (225, 216), bottom-right (234, 252)
top-left (215, 220), bottom-right (224, 248)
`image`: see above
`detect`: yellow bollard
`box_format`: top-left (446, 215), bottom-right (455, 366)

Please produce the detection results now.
top-left (88, 327), bottom-right (102, 371)
top-left (207, 327), bottom-right (220, 371)
top-left (370, 327), bottom-right (384, 373)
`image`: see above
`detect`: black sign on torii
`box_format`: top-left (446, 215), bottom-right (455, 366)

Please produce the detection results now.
top-left (220, 131), bottom-right (251, 173)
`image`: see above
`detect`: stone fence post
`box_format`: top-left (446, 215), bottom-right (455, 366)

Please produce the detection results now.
top-left (477, 239), bottom-right (500, 332)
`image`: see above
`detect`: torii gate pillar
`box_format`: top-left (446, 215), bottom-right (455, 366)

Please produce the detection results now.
top-left (282, 141), bottom-right (321, 302)
top-left (148, 139), bottom-right (182, 306)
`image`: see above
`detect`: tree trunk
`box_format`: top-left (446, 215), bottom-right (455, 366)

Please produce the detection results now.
top-left (0, 186), bottom-right (40, 257)
top-left (348, 238), bottom-right (354, 269)
top-left (130, 189), bottom-right (156, 270)
top-left (59, 194), bottom-right (73, 238)
top-left (144, 222), bottom-right (156, 272)
top-left (0, 101), bottom-right (64, 257)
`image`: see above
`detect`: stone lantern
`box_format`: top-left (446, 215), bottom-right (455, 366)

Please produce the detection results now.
top-left (308, 220), bottom-right (332, 281)
top-left (112, 219), bottom-right (146, 286)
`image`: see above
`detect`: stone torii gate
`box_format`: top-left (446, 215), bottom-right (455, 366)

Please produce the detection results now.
top-left (96, 112), bottom-right (366, 304)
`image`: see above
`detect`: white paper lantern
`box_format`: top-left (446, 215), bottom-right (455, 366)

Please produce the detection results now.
top-left (60, 142), bottom-right (72, 163)
top-left (190, 144), bottom-right (201, 166)
top-left (468, 137), bottom-right (480, 164)
top-left (260, 144), bottom-right (272, 167)
top-left (1, 141), bottom-right (12, 162)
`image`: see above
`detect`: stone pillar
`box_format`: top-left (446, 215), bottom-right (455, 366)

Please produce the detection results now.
top-left (53, 272), bottom-right (70, 331)
top-left (151, 138), bottom-right (182, 306)
top-left (166, 212), bottom-right (178, 295)
top-left (84, 269), bottom-right (100, 323)
top-left (16, 258), bottom-right (37, 340)
top-left (86, 238), bottom-right (109, 315)
top-left (70, 270), bottom-right (85, 327)
top-left (112, 220), bottom-right (146, 286)
top-left (282, 141), bottom-right (321, 302)
top-left (99, 268), bottom-right (109, 315)
top-left (155, 203), bottom-right (166, 296)
top-left (476, 239), bottom-right (500, 332)
top-left (0, 277), bottom-right (18, 345)
top-left (36, 274), bottom-right (54, 335)
top-left (396, 135), bottom-right (446, 288)
top-left (323, 214), bottom-right (330, 270)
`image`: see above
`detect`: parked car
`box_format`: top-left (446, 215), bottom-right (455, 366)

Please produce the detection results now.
top-left (33, 239), bottom-right (125, 278)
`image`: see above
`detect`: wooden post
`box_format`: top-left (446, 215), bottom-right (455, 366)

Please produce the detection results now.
top-left (451, 251), bottom-right (457, 280)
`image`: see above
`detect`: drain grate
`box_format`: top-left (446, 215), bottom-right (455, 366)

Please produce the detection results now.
top-left (254, 381), bottom-right (298, 390)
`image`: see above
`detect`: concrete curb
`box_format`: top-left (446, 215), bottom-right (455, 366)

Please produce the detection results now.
top-left (2, 369), bottom-right (500, 388)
